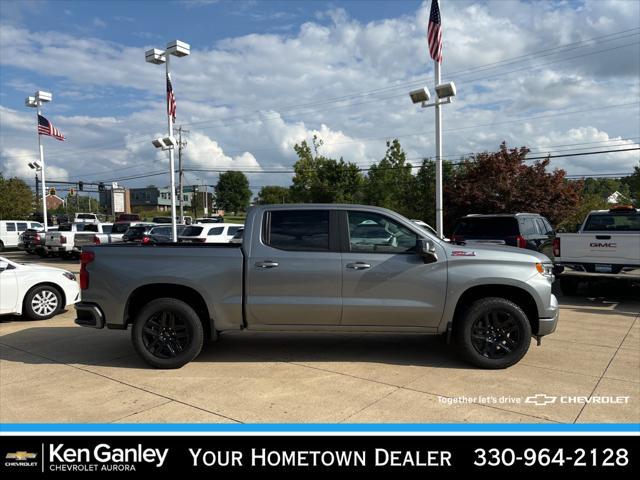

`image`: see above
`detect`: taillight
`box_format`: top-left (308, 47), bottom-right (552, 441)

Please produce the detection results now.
top-left (60, 235), bottom-right (67, 244)
top-left (34, 234), bottom-right (41, 242)
top-left (142, 236), bottom-right (151, 244)
top-left (93, 235), bottom-right (101, 245)
top-left (553, 238), bottom-right (560, 257)
top-left (451, 235), bottom-right (464, 244)
top-left (516, 235), bottom-right (527, 248)
top-left (79, 251), bottom-right (95, 290)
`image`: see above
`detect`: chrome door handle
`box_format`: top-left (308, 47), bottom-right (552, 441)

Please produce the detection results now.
top-left (255, 261), bottom-right (279, 269)
top-left (346, 262), bottom-right (371, 270)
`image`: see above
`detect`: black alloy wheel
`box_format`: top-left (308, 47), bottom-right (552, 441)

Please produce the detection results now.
top-left (470, 309), bottom-right (523, 359)
top-left (141, 311), bottom-right (192, 359)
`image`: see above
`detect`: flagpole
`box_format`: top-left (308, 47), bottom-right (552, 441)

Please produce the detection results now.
top-left (36, 104), bottom-right (48, 231)
top-left (434, 60), bottom-right (443, 238)
top-left (166, 56), bottom-right (178, 242)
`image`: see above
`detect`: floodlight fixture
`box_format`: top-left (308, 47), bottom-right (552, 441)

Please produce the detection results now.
top-left (435, 82), bottom-right (457, 99)
top-left (25, 96), bottom-right (37, 107)
top-left (152, 136), bottom-right (177, 150)
top-left (166, 40), bottom-right (190, 57)
top-left (28, 161), bottom-right (42, 170)
top-left (145, 48), bottom-right (166, 64)
top-left (35, 91), bottom-right (52, 103)
top-left (409, 87), bottom-right (431, 105)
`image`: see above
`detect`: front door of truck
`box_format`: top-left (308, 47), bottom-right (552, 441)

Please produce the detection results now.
top-left (245, 209), bottom-right (342, 326)
top-left (340, 210), bottom-right (447, 328)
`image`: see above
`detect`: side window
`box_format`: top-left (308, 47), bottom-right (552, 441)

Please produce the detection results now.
top-left (266, 210), bottom-right (329, 251)
top-left (347, 211), bottom-right (417, 253)
top-left (102, 225), bottom-right (113, 234)
top-left (6, 223), bottom-right (16, 232)
top-left (17, 222), bottom-right (28, 231)
top-left (519, 218), bottom-right (538, 236)
top-left (542, 218), bottom-right (554, 234)
top-left (208, 227), bottom-right (224, 236)
top-left (227, 226), bottom-right (242, 236)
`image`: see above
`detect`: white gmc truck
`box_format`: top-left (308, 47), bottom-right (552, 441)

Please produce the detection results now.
top-left (554, 206), bottom-right (640, 294)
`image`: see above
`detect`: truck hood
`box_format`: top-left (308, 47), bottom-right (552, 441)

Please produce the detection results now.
top-left (445, 243), bottom-right (552, 263)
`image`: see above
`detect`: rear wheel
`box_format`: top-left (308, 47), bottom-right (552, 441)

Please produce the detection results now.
top-left (456, 297), bottom-right (531, 369)
top-left (23, 285), bottom-right (62, 320)
top-left (131, 298), bottom-right (204, 369)
top-left (0, 240), bottom-right (4, 252)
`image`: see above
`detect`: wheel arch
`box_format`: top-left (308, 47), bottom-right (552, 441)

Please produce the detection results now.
top-left (452, 284), bottom-right (539, 334)
top-left (125, 283), bottom-right (213, 339)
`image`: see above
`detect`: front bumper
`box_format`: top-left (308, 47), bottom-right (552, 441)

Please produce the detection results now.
top-left (537, 293), bottom-right (559, 337)
top-left (75, 302), bottom-right (105, 329)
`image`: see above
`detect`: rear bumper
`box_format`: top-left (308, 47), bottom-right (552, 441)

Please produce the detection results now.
top-left (74, 302), bottom-right (105, 329)
top-left (557, 263), bottom-right (640, 280)
top-left (536, 293), bottom-right (559, 337)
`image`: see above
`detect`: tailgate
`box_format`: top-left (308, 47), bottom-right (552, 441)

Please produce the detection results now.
top-left (46, 233), bottom-right (63, 246)
top-left (559, 233), bottom-right (640, 265)
top-left (74, 234), bottom-right (95, 246)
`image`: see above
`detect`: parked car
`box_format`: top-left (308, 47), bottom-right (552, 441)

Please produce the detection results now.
top-left (141, 225), bottom-right (188, 244)
top-left (451, 213), bottom-right (556, 258)
top-left (18, 227), bottom-right (52, 255)
top-left (195, 216), bottom-right (223, 224)
top-left (122, 224), bottom-right (157, 243)
top-left (75, 204), bottom-right (558, 370)
top-left (1, 220), bottom-right (44, 251)
top-left (116, 213), bottom-right (141, 222)
top-left (554, 206), bottom-right (640, 294)
top-left (178, 223), bottom-right (243, 244)
top-left (74, 213), bottom-right (99, 223)
top-left (44, 223), bottom-right (93, 258)
top-left (0, 256), bottom-right (80, 319)
top-left (110, 222), bottom-right (149, 243)
top-left (74, 223), bottom-right (114, 251)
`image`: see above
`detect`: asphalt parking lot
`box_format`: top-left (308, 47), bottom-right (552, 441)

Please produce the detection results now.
top-left (1, 250), bottom-right (638, 424)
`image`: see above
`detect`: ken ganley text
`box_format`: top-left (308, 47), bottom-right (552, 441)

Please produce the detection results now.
top-left (190, 448), bottom-right (452, 467)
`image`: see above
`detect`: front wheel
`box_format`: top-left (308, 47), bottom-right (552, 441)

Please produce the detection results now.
top-left (23, 285), bottom-right (62, 320)
top-left (131, 298), bottom-right (204, 369)
top-left (456, 297), bottom-right (531, 369)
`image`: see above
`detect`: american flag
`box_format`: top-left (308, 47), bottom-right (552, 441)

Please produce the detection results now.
top-left (167, 72), bottom-right (176, 123)
top-left (37, 114), bottom-right (65, 141)
top-left (427, 0), bottom-right (442, 63)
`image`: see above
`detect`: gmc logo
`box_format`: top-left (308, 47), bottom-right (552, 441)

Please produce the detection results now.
top-left (590, 242), bottom-right (617, 248)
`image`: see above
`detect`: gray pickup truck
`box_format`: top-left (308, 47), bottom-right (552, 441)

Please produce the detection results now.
top-left (75, 204), bottom-right (559, 369)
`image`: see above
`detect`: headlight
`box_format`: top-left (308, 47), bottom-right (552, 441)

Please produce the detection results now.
top-left (63, 271), bottom-right (76, 281)
top-left (535, 263), bottom-right (554, 277)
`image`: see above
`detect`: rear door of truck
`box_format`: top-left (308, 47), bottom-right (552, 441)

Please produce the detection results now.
top-left (245, 208), bottom-right (342, 326)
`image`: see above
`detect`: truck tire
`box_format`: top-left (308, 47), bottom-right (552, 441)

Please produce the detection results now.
top-left (559, 277), bottom-right (579, 296)
top-left (23, 284), bottom-right (62, 320)
top-left (0, 240), bottom-right (4, 252)
top-left (132, 298), bottom-right (204, 369)
top-left (455, 297), bottom-right (531, 369)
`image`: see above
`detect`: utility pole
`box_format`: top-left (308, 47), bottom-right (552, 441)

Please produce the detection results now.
top-left (34, 173), bottom-right (39, 214)
top-left (177, 126), bottom-right (188, 223)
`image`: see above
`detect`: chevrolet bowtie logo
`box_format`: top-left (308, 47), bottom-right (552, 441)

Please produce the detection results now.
top-left (6, 451), bottom-right (37, 461)
top-left (525, 393), bottom-right (557, 406)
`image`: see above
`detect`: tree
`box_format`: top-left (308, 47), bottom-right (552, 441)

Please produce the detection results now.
top-left (621, 162), bottom-right (640, 204)
top-left (444, 142), bottom-right (583, 232)
top-left (363, 139), bottom-right (414, 216)
top-left (256, 185), bottom-right (291, 204)
top-left (214, 171), bottom-right (251, 213)
top-left (407, 158), bottom-right (457, 225)
top-left (0, 173), bottom-right (33, 220)
top-left (290, 136), bottom-right (363, 203)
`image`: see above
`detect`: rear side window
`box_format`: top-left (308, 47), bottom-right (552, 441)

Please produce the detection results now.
top-left (453, 218), bottom-right (518, 237)
top-left (182, 226), bottom-right (204, 236)
top-left (111, 223), bottom-right (129, 234)
top-left (266, 210), bottom-right (329, 251)
top-left (227, 226), bottom-right (242, 236)
top-left (5, 223), bottom-right (16, 232)
top-left (519, 217), bottom-right (538, 235)
top-left (17, 222), bottom-right (28, 231)
top-left (583, 213), bottom-right (640, 231)
top-left (102, 225), bottom-right (113, 234)
top-left (208, 227), bottom-right (224, 236)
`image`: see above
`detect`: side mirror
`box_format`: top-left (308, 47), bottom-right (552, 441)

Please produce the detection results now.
top-left (416, 239), bottom-right (438, 263)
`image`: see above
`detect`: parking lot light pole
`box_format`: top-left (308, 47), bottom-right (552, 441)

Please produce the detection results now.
top-left (409, 80), bottom-right (456, 239)
top-left (25, 91), bottom-right (53, 231)
top-left (145, 40), bottom-right (190, 241)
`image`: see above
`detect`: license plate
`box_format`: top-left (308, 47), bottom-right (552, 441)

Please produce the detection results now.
top-left (595, 264), bottom-right (613, 273)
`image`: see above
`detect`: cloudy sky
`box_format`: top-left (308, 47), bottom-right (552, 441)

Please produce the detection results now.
top-left (1, 0), bottom-right (639, 198)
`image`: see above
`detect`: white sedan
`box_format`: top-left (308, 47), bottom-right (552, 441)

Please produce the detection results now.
top-left (0, 256), bottom-right (80, 320)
